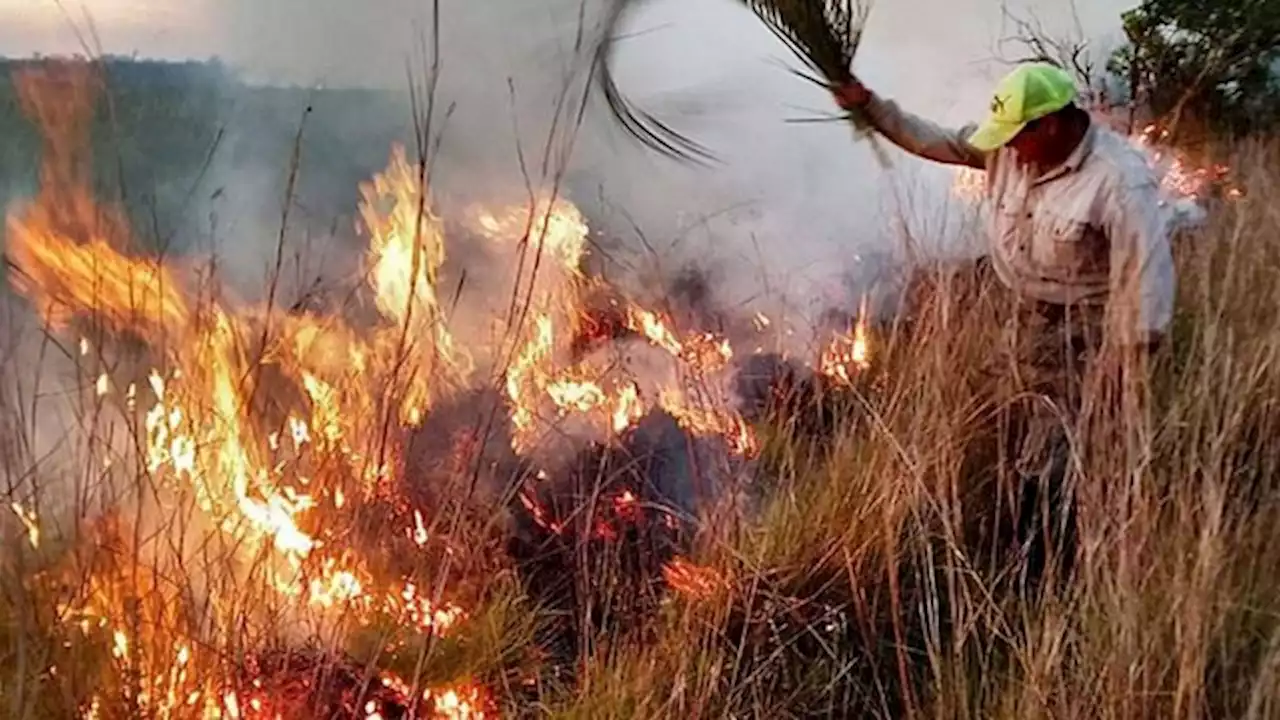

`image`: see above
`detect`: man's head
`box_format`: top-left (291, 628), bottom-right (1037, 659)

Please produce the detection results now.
top-left (968, 63), bottom-right (1088, 166)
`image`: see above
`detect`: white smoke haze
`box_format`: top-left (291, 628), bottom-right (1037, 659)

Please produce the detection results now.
top-left (191, 0), bottom-right (1131, 346)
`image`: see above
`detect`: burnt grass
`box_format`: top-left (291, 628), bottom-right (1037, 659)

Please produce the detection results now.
top-left (504, 410), bottom-right (703, 670)
top-left (492, 255), bottom-right (1067, 714)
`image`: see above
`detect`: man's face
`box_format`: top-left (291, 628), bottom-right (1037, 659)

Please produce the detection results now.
top-left (1008, 115), bottom-right (1059, 166)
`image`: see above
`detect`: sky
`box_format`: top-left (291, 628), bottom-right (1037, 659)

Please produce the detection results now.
top-left (0, 0), bottom-right (1129, 84)
top-left (0, 0), bottom-right (219, 58)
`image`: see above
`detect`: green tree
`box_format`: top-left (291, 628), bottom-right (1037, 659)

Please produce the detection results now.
top-left (1108, 0), bottom-right (1280, 139)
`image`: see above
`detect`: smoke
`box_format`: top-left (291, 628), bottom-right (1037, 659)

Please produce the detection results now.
top-left (188, 0), bottom-right (1126, 346)
top-left (0, 0), bottom-right (1135, 432)
top-left (1, 0), bottom-right (1136, 421)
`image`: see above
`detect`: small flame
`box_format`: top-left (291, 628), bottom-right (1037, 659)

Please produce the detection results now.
top-left (820, 297), bottom-right (871, 384)
top-left (412, 509), bottom-right (429, 546)
top-left (611, 381), bottom-right (643, 433)
top-left (111, 630), bottom-right (129, 660)
top-left (10, 502), bottom-right (39, 549)
top-left (663, 557), bottom-right (729, 600)
top-left (660, 388), bottom-right (758, 457)
top-left (546, 377), bottom-right (607, 414)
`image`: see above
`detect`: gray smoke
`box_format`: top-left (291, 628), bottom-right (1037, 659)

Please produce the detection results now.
top-left (3, 0), bottom-right (1131, 352)
top-left (200, 0), bottom-right (1125, 342)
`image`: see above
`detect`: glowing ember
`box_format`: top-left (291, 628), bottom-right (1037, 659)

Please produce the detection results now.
top-left (519, 487), bottom-right (565, 535)
top-left (662, 557), bottom-right (729, 600)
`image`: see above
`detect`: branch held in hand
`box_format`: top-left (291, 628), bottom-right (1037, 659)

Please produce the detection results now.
top-left (596, 0), bottom-right (891, 167)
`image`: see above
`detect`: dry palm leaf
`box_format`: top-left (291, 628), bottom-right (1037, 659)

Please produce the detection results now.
top-left (595, 0), bottom-right (890, 166)
top-left (593, 0), bottom-right (717, 164)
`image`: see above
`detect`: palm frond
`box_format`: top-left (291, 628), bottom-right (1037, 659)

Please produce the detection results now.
top-left (741, 0), bottom-right (869, 83)
top-left (595, 0), bottom-right (888, 166)
top-left (595, 0), bottom-right (716, 164)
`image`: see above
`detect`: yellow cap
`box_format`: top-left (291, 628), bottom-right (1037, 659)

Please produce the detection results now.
top-left (967, 63), bottom-right (1078, 152)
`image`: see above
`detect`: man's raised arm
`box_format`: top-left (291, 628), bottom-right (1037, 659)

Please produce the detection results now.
top-left (833, 82), bottom-right (988, 169)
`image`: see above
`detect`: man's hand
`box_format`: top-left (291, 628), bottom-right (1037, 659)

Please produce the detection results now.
top-left (831, 80), bottom-right (871, 112)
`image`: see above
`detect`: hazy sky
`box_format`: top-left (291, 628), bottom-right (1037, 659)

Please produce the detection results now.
top-left (0, 0), bottom-right (220, 58)
top-left (1, 0), bottom-right (1129, 83)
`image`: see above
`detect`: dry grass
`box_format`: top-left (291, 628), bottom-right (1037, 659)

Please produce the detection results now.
top-left (2, 64), bottom-right (1280, 718)
top-left (534, 139), bottom-right (1280, 719)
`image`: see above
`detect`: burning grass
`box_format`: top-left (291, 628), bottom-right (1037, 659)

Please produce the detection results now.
top-left (3, 58), bottom-right (1280, 720)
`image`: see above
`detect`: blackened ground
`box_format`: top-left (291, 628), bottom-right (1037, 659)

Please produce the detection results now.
top-left (506, 409), bottom-right (719, 663)
top-left (734, 351), bottom-right (866, 440)
top-left (569, 285), bottom-right (634, 362)
top-left (245, 645), bottom-right (430, 720)
top-left (403, 386), bottom-right (523, 510)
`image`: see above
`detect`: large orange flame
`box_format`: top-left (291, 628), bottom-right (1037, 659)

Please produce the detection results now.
top-left (5, 60), bottom-right (777, 719)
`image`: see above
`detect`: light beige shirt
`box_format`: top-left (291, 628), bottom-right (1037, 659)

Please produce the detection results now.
top-left (865, 93), bottom-right (1176, 345)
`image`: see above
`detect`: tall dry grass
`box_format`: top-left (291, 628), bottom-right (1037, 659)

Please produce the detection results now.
top-left (2, 116), bottom-right (1279, 718)
top-left (545, 139), bottom-right (1280, 719)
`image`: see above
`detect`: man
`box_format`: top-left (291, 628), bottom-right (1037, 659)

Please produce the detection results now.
top-left (834, 63), bottom-right (1176, 585)
top-left (835, 62), bottom-right (1174, 352)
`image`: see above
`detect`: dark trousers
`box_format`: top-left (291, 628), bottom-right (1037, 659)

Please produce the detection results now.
top-left (1003, 298), bottom-right (1103, 590)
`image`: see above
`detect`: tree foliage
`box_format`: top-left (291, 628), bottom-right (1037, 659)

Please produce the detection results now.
top-left (1108, 0), bottom-right (1280, 138)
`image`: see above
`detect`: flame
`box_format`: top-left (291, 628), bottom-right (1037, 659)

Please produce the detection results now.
top-left (546, 377), bottom-right (607, 413)
top-left (611, 381), bottom-right (643, 433)
top-left (10, 502), bottom-right (39, 548)
top-left (380, 673), bottom-right (491, 719)
top-left (359, 144), bottom-right (471, 426)
top-left (470, 195), bottom-right (589, 271)
top-left (506, 313), bottom-right (557, 452)
top-left (820, 297), bottom-right (871, 385)
top-left (7, 60), bottom-right (770, 718)
top-left (1132, 124), bottom-right (1241, 200)
top-left (625, 308), bottom-right (733, 373)
top-left (662, 557), bottom-right (729, 600)
top-left (660, 387), bottom-right (758, 457)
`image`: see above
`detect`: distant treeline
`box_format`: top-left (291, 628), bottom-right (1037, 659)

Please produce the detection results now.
top-left (0, 55), bottom-right (235, 90)
top-left (0, 56), bottom-right (414, 254)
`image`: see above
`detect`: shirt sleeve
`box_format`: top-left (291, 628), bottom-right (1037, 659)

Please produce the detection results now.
top-left (1103, 176), bottom-right (1176, 346)
top-left (863, 93), bottom-right (988, 169)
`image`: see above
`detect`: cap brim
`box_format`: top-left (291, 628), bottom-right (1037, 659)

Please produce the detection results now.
top-left (967, 119), bottom-right (1026, 152)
